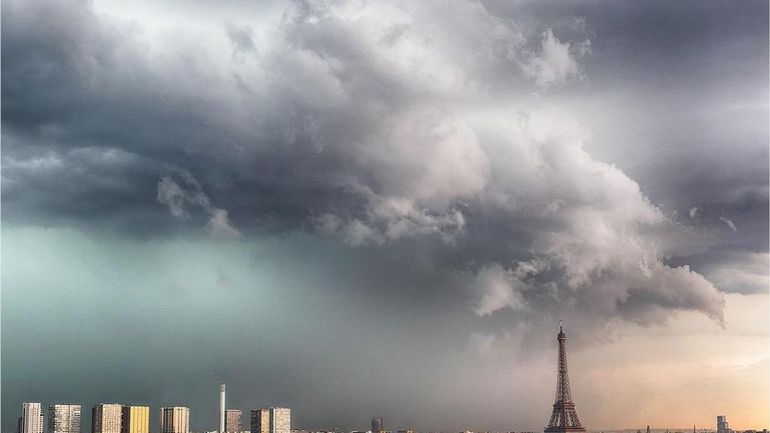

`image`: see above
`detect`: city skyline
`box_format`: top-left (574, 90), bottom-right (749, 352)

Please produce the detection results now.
top-left (9, 399), bottom-right (762, 433)
top-left (8, 328), bottom-right (766, 433)
top-left (2, 0), bottom-right (768, 430)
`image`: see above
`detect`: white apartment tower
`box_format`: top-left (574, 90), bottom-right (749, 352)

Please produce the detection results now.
top-left (91, 404), bottom-right (122, 433)
top-left (270, 408), bottom-right (290, 433)
top-left (160, 407), bottom-right (189, 433)
top-left (19, 403), bottom-right (45, 433)
top-left (49, 405), bottom-right (81, 433)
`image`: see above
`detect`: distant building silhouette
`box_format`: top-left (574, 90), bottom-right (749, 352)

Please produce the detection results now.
top-left (371, 418), bottom-right (383, 433)
top-left (717, 416), bottom-right (732, 433)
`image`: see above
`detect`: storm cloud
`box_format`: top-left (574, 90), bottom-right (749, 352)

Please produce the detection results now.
top-left (2, 0), bottom-right (767, 430)
top-left (2, 0), bottom-right (735, 324)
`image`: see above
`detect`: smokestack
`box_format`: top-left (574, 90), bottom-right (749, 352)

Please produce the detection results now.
top-left (219, 384), bottom-right (226, 433)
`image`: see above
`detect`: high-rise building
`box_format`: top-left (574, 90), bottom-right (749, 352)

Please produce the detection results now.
top-left (225, 410), bottom-right (243, 433)
top-left (250, 408), bottom-right (289, 433)
top-left (49, 405), bottom-right (81, 433)
top-left (121, 407), bottom-right (149, 433)
top-left (92, 405), bottom-right (122, 433)
top-left (160, 407), bottom-right (189, 433)
top-left (371, 418), bottom-right (382, 433)
top-left (717, 416), bottom-right (731, 433)
top-left (269, 408), bottom-right (290, 433)
top-left (250, 410), bottom-right (269, 433)
top-left (19, 403), bottom-right (45, 433)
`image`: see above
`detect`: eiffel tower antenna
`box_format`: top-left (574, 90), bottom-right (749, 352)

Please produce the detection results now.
top-left (544, 322), bottom-right (585, 433)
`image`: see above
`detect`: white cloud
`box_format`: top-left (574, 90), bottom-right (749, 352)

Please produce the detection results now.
top-left (522, 29), bottom-right (586, 88)
top-left (465, 108), bottom-right (724, 326)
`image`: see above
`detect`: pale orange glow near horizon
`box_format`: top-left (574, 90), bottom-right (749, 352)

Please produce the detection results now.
top-left (570, 293), bottom-right (769, 430)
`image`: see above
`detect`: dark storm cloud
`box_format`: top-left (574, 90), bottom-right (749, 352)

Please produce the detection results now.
top-left (0, 0), bottom-right (385, 250)
top-left (4, 0), bottom-right (756, 328)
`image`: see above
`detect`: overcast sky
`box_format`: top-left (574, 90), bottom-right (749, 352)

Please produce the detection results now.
top-left (2, 0), bottom-right (768, 431)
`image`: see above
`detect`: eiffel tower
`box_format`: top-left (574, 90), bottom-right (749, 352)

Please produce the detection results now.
top-left (544, 321), bottom-right (585, 433)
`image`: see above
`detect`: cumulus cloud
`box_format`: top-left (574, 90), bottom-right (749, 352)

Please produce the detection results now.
top-left (2, 0), bottom-right (732, 336)
top-left (461, 109), bottom-right (725, 326)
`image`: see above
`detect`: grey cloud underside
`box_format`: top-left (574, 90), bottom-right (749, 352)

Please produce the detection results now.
top-left (3, 0), bottom-right (767, 341)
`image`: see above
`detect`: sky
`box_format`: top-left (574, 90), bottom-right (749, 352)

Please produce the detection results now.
top-left (1, 0), bottom-right (768, 431)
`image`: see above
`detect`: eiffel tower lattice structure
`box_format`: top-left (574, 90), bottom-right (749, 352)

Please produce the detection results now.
top-left (544, 322), bottom-right (586, 433)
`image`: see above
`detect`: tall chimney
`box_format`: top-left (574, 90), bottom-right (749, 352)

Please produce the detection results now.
top-left (219, 384), bottom-right (226, 433)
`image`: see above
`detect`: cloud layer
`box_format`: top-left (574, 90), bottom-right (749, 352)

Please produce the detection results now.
top-left (1, 0), bottom-right (736, 333)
